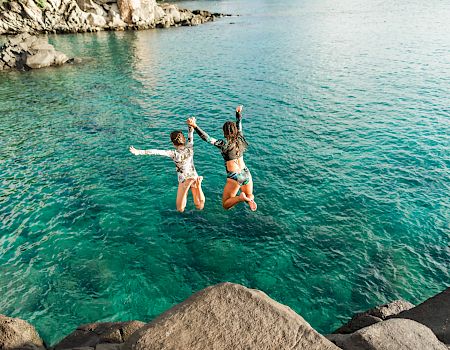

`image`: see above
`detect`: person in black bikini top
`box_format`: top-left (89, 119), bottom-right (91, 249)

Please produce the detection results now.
top-left (187, 105), bottom-right (257, 211)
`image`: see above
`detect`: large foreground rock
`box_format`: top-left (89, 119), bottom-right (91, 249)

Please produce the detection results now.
top-left (328, 318), bottom-right (447, 350)
top-left (54, 321), bottom-right (145, 350)
top-left (333, 299), bottom-right (414, 334)
top-left (123, 282), bottom-right (339, 350)
top-left (392, 287), bottom-right (450, 344)
top-left (0, 314), bottom-right (45, 350)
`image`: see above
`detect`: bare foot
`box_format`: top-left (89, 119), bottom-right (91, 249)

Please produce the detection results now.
top-left (239, 192), bottom-right (248, 202)
top-left (239, 192), bottom-right (257, 211)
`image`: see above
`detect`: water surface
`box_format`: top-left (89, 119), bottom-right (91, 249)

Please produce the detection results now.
top-left (1, 0), bottom-right (449, 345)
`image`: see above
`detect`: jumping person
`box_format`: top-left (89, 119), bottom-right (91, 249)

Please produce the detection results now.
top-left (129, 125), bottom-right (205, 212)
top-left (187, 105), bottom-right (257, 211)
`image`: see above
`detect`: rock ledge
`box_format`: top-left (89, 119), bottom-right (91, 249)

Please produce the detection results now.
top-left (0, 33), bottom-right (72, 70)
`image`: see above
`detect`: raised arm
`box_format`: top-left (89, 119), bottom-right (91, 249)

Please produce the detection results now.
top-left (236, 105), bottom-right (243, 133)
top-left (186, 125), bottom-right (194, 148)
top-left (187, 117), bottom-right (224, 148)
top-left (129, 146), bottom-right (174, 158)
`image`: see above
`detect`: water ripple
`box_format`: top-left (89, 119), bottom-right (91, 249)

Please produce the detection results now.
top-left (1, 0), bottom-right (450, 345)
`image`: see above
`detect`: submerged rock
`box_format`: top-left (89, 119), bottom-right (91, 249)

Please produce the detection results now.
top-left (328, 318), bottom-right (447, 350)
top-left (0, 314), bottom-right (45, 350)
top-left (53, 321), bottom-right (145, 350)
top-left (123, 282), bottom-right (339, 350)
top-left (0, 33), bottom-right (72, 70)
top-left (391, 287), bottom-right (450, 344)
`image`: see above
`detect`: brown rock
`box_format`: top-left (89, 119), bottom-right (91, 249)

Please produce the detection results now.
top-left (95, 344), bottom-right (121, 350)
top-left (124, 282), bottom-right (339, 350)
top-left (54, 51), bottom-right (69, 65)
top-left (76, 0), bottom-right (105, 16)
top-left (54, 321), bottom-right (145, 350)
top-left (369, 300), bottom-right (414, 319)
top-left (26, 50), bottom-right (56, 68)
top-left (29, 42), bottom-right (55, 51)
top-left (333, 314), bottom-right (382, 334)
top-left (392, 287), bottom-right (450, 344)
top-left (0, 314), bottom-right (45, 350)
top-left (117, 0), bottom-right (132, 24)
top-left (333, 299), bottom-right (414, 334)
top-left (337, 318), bottom-right (447, 350)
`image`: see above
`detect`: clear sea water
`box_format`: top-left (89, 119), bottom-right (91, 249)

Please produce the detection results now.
top-left (1, 0), bottom-right (449, 345)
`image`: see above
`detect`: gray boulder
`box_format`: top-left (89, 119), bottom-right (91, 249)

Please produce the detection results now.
top-left (334, 299), bottom-right (414, 334)
top-left (53, 321), bottom-right (145, 350)
top-left (86, 13), bottom-right (107, 27)
top-left (123, 282), bottom-right (339, 350)
top-left (0, 34), bottom-right (72, 70)
top-left (329, 318), bottom-right (447, 350)
top-left (392, 287), bottom-right (449, 344)
top-left (26, 49), bottom-right (59, 68)
top-left (333, 314), bottom-right (383, 334)
top-left (369, 299), bottom-right (414, 319)
top-left (76, 0), bottom-right (106, 16)
top-left (0, 314), bottom-right (45, 350)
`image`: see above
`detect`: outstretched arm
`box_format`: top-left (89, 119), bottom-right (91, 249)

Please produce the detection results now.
top-left (129, 146), bottom-right (174, 158)
top-left (186, 125), bottom-right (194, 148)
top-left (187, 118), bottom-right (224, 148)
top-left (236, 105), bottom-right (243, 133)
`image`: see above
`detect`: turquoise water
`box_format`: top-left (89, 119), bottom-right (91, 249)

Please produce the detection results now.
top-left (1, 0), bottom-right (449, 345)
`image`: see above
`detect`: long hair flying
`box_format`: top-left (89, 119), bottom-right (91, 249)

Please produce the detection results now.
top-left (222, 121), bottom-right (248, 156)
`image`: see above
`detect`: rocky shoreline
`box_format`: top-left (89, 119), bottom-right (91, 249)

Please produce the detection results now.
top-left (0, 0), bottom-right (229, 35)
top-left (0, 33), bottom-right (75, 70)
top-left (0, 283), bottom-right (448, 350)
top-left (0, 0), bottom-right (231, 71)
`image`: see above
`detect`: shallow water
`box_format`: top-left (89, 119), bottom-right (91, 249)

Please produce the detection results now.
top-left (1, 0), bottom-right (449, 345)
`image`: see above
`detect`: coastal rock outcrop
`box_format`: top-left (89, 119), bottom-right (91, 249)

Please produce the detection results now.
top-left (0, 0), bottom-right (227, 35)
top-left (123, 282), bottom-right (339, 350)
top-left (391, 287), bottom-right (450, 344)
top-left (327, 318), bottom-right (447, 350)
top-left (333, 299), bottom-right (414, 334)
top-left (1, 285), bottom-right (448, 350)
top-left (53, 321), bottom-right (145, 350)
top-left (0, 33), bottom-right (72, 70)
top-left (0, 314), bottom-right (45, 350)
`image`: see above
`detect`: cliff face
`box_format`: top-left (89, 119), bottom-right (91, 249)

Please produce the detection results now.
top-left (0, 0), bottom-right (221, 34)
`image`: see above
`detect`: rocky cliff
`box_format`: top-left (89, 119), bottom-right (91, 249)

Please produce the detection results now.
top-left (0, 0), bottom-right (225, 35)
top-left (0, 283), bottom-right (448, 350)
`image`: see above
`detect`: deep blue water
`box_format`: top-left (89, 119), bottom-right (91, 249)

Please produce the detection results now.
top-left (0, 0), bottom-right (449, 345)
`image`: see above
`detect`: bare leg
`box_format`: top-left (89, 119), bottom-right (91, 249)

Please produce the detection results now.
top-left (190, 176), bottom-right (205, 210)
top-left (241, 178), bottom-right (257, 211)
top-left (222, 179), bottom-right (243, 210)
top-left (176, 179), bottom-right (194, 212)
